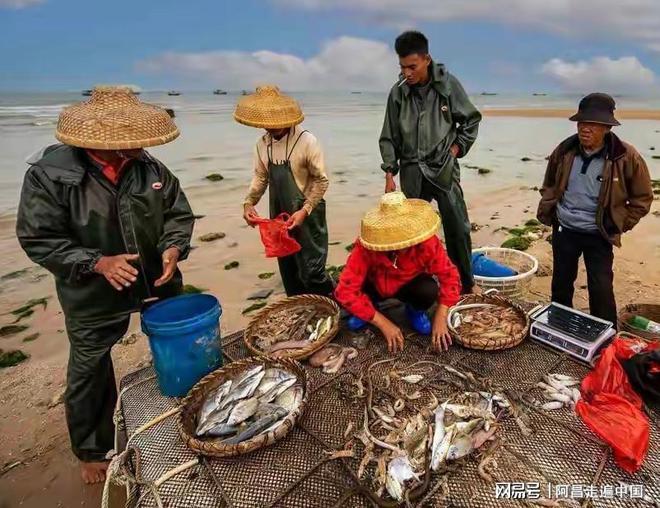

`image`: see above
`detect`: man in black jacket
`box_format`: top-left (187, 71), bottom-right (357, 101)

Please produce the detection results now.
top-left (16, 87), bottom-right (195, 484)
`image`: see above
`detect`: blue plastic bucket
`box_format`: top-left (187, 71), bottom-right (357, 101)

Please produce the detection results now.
top-left (471, 252), bottom-right (518, 278)
top-left (141, 294), bottom-right (222, 397)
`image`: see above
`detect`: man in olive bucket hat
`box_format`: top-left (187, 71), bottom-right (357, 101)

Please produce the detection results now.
top-left (236, 85), bottom-right (333, 296)
top-left (335, 192), bottom-right (461, 353)
top-left (537, 93), bottom-right (653, 324)
top-left (16, 86), bottom-right (195, 484)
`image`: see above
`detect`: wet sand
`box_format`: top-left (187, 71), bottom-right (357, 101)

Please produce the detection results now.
top-left (0, 161), bottom-right (659, 507)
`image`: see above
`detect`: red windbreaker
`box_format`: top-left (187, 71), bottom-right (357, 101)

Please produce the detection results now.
top-left (334, 235), bottom-right (461, 321)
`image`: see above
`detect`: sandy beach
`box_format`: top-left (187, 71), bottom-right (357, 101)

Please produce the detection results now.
top-left (0, 104), bottom-right (659, 507)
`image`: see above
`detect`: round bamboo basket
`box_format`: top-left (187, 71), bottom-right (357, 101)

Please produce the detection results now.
top-left (448, 293), bottom-right (530, 350)
top-left (178, 357), bottom-right (308, 458)
top-left (472, 247), bottom-right (538, 299)
top-left (244, 295), bottom-right (340, 360)
top-left (618, 303), bottom-right (660, 341)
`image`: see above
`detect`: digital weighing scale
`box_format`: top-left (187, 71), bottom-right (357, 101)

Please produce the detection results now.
top-left (530, 302), bottom-right (616, 364)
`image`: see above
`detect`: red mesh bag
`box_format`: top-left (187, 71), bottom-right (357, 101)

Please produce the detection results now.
top-left (253, 214), bottom-right (301, 258)
top-left (575, 337), bottom-right (659, 473)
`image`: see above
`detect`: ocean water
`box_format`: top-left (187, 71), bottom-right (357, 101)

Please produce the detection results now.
top-left (1, 91), bottom-right (659, 213)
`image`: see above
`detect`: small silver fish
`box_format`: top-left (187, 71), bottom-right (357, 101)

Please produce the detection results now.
top-left (198, 379), bottom-right (232, 425)
top-left (259, 377), bottom-right (297, 403)
top-left (226, 397), bottom-right (259, 426)
top-left (386, 455), bottom-right (419, 502)
top-left (254, 369), bottom-right (295, 398)
top-left (220, 366), bottom-right (265, 409)
top-left (274, 384), bottom-right (303, 413)
top-left (196, 403), bottom-right (234, 435)
top-left (430, 403), bottom-right (447, 471)
top-left (221, 407), bottom-right (288, 445)
top-left (204, 422), bottom-right (239, 437)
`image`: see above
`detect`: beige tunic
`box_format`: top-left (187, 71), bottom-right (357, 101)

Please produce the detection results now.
top-left (243, 125), bottom-right (329, 214)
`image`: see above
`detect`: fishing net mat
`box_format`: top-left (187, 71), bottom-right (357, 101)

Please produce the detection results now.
top-left (108, 314), bottom-right (659, 508)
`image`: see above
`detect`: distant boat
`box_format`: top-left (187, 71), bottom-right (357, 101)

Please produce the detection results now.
top-left (167, 91), bottom-right (181, 96)
top-left (241, 90), bottom-right (249, 96)
top-left (351, 91), bottom-right (362, 94)
top-left (213, 89), bottom-right (228, 95)
top-left (533, 93), bottom-right (548, 96)
top-left (480, 92), bottom-right (498, 96)
top-left (82, 89), bottom-right (93, 96)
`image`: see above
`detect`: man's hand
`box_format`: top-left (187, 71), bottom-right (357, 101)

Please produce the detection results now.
top-left (286, 209), bottom-right (308, 230)
top-left (243, 204), bottom-right (261, 227)
top-left (432, 305), bottom-right (452, 352)
top-left (372, 312), bottom-right (405, 353)
top-left (154, 247), bottom-right (180, 288)
top-left (449, 144), bottom-right (460, 158)
top-left (385, 172), bottom-right (397, 193)
top-left (94, 254), bottom-right (140, 291)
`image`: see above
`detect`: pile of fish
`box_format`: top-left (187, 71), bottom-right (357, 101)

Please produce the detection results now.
top-left (357, 389), bottom-right (507, 502)
top-left (251, 305), bottom-right (335, 357)
top-left (195, 364), bottom-right (303, 443)
top-left (450, 303), bottom-right (525, 342)
top-left (536, 373), bottom-right (581, 411)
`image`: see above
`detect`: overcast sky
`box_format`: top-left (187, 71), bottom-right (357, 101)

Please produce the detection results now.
top-left (2, 0), bottom-right (660, 93)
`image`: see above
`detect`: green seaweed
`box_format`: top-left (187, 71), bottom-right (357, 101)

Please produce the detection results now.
top-left (477, 167), bottom-right (492, 175)
top-left (0, 325), bottom-right (29, 338)
top-left (508, 227), bottom-right (526, 236)
top-left (0, 349), bottom-right (29, 368)
top-left (524, 219), bottom-right (541, 227)
top-left (501, 236), bottom-right (532, 251)
top-left (183, 284), bottom-right (206, 294)
top-left (652, 155), bottom-right (660, 160)
top-left (12, 309), bottom-right (34, 323)
top-left (520, 157), bottom-right (532, 162)
top-left (242, 301), bottom-right (267, 315)
top-left (258, 272), bottom-right (275, 280)
top-left (328, 241), bottom-right (341, 246)
top-left (0, 269), bottom-right (29, 281)
top-left (205, 173), bottom-right (225, 182)
top-left (10, 297), bottom-right (49, 316)
top-left (22, 333), bottom-right (40, 343)
top-left (199, 232), bottom-right (226, 242)
top-left (224, 261), bottom-right (240, 270)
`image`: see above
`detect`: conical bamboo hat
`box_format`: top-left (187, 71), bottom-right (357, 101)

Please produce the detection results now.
top-left (234, 85), bottom-right (304, 129)
top-left (56, 86), bottom-right (179, 149)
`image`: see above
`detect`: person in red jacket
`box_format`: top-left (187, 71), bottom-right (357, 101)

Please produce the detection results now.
top-left (335, 192), bottom-right (461, 353)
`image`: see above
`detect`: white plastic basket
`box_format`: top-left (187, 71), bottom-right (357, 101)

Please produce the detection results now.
top-left (472, 247), bottom-right (539, 299)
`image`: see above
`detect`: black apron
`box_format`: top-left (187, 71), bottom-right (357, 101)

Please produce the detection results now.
top-left (267, 130), bottom-right (333, 296)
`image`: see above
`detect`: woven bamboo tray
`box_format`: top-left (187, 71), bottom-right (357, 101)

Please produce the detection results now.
top-left (618, 303), bottom-right (660, 341)
top-left (243, 295), bottom-right (340, 360)
top-left (178, 357), bottom-right (308, 458)
top-left (448, 293), bottom-right (530, 350)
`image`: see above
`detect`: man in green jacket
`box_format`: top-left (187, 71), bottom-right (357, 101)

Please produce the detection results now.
top-left (16, 87), bottom-right (195, 484)
top-left (380, 31), bottom-right (482, 293)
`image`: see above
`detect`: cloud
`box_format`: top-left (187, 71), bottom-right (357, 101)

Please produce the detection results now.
top-left (0, 0), bottom-right (43, 8)
top-left (137, 37), bottom-right (397, 91)
top-left (274, 0), bottom-right (660, 51)
top-left (541, 56), bottom-right (656, 92)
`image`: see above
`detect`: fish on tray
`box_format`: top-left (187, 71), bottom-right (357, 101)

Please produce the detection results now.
top-left (451, 304), bottom-right (525, 340)
top-left (254, 307), bottom-right (335, 355)
top-left (195, 365), bottom-right (303, 444)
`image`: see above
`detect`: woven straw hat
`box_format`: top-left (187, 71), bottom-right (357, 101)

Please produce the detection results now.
top-left (56, 86), bottom-right (179, 149)
top-left (234, 85), bottom-right (304, 129)
top-left (359, 192), bottom-right (440, 251)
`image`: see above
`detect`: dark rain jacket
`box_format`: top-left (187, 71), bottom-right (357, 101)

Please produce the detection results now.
top-left (16, 144), bottom-right (195, 324)
top-left (537, 133), bottom-right (653, 247)
top-left (379, 61), bottom-right (482, 194)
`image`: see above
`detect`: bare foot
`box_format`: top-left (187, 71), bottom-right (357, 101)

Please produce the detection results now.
top-left (80, 461), bottom-right (108, 484)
